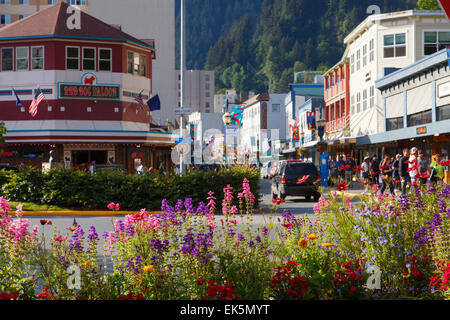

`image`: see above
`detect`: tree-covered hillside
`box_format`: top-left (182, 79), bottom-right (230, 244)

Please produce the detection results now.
top-left (177, 0), bottom-right (422, 94)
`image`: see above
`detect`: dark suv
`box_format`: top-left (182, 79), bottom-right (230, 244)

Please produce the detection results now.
top-left (271, 160), bottom-right (320, 201)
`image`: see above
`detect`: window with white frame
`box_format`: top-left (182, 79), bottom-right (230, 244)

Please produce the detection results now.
top-left (350, 54), bottom-right (355, 74)
top-left (65, 0), bottom-right (87, 4)
top-left (356, 49), bottom-right (360, 71)
top-left (424, 31), bottom-right (450, 56)
top-left (272, 104), bottom-right (280, 112)
top-left (66, 46), bottom-right (79, 70)
top-left (98, 48), bottom-right (111, 71)
top-left (356, 92), bottom-right (361, 113)
top-left (139, 54), bottom-right (146, 76)
top-left (0, 14), bottom-right (10, 25)
top-left (369, 39), bottom-right (375, 62)
top-left (370, 85), bottom-right (375, 108)
top-left (384, 33), bottom-right (406, 58)
top-left (127, 51), bottom-right (133, 74)
top-left (362, 89), bottom-right (368, 111)
top-left (16, 47), bottom-right (29, 71)
top-left (82, 47), bottom-right (95, 70)
top-left (363, 44), bottom-right (367, 67)
top-left (350, 95), bottom-right (355, 115)
top-left (31, 46), bottom-right (44, 70)
top-left (1, 48), bottom-right (13, 71)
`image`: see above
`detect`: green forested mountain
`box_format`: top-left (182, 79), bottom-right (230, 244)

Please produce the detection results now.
top-left (177, 0), bottom-right (421, 94)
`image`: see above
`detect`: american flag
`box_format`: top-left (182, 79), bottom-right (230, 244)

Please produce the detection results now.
top-left (134, 92), bottom-right (146, 110)
top-left (29, 88), bottom-right (45, 117)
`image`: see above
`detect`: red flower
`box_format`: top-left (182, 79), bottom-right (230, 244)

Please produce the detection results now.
top-left (336, 183), bottom-right (349, 191)
top-left (282, 223), bottom-right (293, 228)
top-left (196, 279), bottom-right (206, 286)
top-left (415, 172), bottom-right (429, 179)
top-left (353, 166), bottom-right (363, 171)
top-left (349, 286), bottom-right (357, 295)
top-left (296, 175), bottom-right (310, 184)
top-left (229, 220), bottom-right (238, 225)
top-left (0, 291), bottom-right (19, 300)
top-left (40, 219), bottom-right (48, 225)
top-left (407, 164), bottom-right (419, 173)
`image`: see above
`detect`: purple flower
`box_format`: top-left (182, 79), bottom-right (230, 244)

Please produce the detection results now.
top-left (174, 200), bottom-right (184, 212)
top-left (184, 198), bottom-right (195, 214)
top-left (237, 233), bottom-right (245, 242)
top-left (262, 226), bottom-right (269, 237)
top-left (88, 226), bottom-right (99, 242)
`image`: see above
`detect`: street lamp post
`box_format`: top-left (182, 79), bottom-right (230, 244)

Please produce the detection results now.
top-left (222, 112), bottom-right (232, 165)
top-left (179, 0), bottom-right (186, 175)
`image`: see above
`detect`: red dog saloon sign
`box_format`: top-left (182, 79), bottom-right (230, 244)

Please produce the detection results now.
top-left (58, 73), bottom-right (120, 100)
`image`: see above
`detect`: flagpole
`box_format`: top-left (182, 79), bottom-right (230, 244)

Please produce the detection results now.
top-left (180, 0), bottom-right (186, 175)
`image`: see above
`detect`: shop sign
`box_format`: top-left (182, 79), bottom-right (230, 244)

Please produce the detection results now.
top-left (64, 144), bottom-right (116, 151)
top-left (58, 73), bottom-right (120, 100)
top-left (416, 126), bottom-right (427, 135)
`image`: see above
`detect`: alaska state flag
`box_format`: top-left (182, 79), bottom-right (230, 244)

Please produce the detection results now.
top-left (231, 105), bottom-right (244, 126)
top-left (147, 94), bottom-right (161, 111)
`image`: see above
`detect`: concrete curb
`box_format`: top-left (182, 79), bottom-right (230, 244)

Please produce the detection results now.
top-left (18, 211), bottom-right (164, 216)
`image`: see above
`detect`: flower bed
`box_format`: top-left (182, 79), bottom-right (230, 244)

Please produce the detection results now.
top-left (0, 180), bottom-right (449, 300)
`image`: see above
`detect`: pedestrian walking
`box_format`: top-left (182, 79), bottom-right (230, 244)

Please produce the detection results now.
top-left (344, 155), bottom-right (355, 188)
top-left (417, 150), bottom-right (430, 185)
top-left (409, 147), bottom-right (418, 181)
top-left (136, 161), bottom-right (147, 175)
top-left (362, 156), bottom-right (371, 194)
top-left (430, 154), bottom-right (445, 183)
top-left (380, 155), bottom-right (394, 195)
top-left (370, 155), bottom-right (380, 186)
top-left (399, 148), bottom-right (411, 196)
top-left (392, 154), bottom-right (402, 191)
top-left (89, 161), bottom-right (96, 175)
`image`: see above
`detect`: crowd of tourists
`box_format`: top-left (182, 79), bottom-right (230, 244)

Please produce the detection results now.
top-left (328, 148), bottom-right (447, 195)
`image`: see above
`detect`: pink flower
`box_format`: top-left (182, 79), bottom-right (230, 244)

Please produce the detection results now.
top-left (230, 206), bottom-right (238, 215)
top-left (313, 196), bottom-right (330, 214)
top-left (9, 218), bottom-right (30, 242)
top-left (15, 205), bottom-right (24, 217)
top-left (224, 185), bottom-right (233, 202)
top-left (207, 191), bottom-right (217, 211)
top-left (0, 197), bottom-right (11, 214)
top-left (207, 214), bottom-right (217, 229)
top-left (115, 203), bottom-right (120, 211)
top-left (107, 202), bottom-right (116, 211)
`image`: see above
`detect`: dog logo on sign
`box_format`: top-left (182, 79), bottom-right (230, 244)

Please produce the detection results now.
top-left (82, 73), bottom-right (97, 85)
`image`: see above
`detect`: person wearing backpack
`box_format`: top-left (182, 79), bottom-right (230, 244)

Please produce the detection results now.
top-left (399, 148), bottom-right (410, 196)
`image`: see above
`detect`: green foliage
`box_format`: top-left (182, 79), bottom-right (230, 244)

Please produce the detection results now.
top-left (416, 0), bottom-right (441, 10)
top-left (186, 0), bottom-right (418, 94)
top-left (0, 167), bottom-right (260, 211)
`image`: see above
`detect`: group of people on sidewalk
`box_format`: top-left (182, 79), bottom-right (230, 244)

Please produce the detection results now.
top-left (328, 148), bottom-right (447, 196)
top-left (361, 147), bottom-right (446, 196)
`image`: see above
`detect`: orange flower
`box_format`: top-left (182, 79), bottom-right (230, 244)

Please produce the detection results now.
top-left (321, 243), bottom-right (334, 248)
top-left (306, 234), bottom-right (318, 240)
top-left (298, 238), bottom-right (307, 248)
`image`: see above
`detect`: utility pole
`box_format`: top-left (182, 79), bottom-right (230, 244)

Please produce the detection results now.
top-left (180, 0), bottom-right (186, 174)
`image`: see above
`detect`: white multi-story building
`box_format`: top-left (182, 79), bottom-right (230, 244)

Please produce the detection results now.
top-left (345, 9), bottom-right (450, 138)
top-left (239, 94), bottom-right (286, 161)
top-left (176, 70), bottom-right (215, 114)
top-left (89, 0), bottom-right (177, 126)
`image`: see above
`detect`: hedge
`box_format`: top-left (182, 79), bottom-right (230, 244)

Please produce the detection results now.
top-left (0, 167), bottom-right (261, 211)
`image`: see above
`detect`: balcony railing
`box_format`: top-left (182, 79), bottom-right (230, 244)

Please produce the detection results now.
top-left (325, 114), bottom-right (350, 135)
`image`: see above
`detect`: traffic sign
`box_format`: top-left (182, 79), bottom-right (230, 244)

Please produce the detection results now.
top-left (175, 108), bottom-right (191, 115)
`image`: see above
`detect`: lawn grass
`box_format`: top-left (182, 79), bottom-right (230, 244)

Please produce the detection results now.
top-left (8, 201), bottom-right (71, 212)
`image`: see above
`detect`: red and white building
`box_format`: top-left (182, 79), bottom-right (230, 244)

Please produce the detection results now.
top-left (0, 2), bottom-right (174, 173)
top-left (323, 56), bottom-right (351, 143)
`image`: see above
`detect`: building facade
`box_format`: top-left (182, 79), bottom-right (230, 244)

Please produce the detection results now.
top-left (0, 2), bottom-right (173, 173)
top-left (323, 57), bottom-right (350, 142)
top-left (368, 48), bottom-right (450, 183)
top-left (345, 9), bottom-right (450, 141)
top-left (214, 89), bottom-right (238, 114)
top-left (240, 93), bottom-right (286, 163)
top-left (175, 69), bottom-right (215, 114)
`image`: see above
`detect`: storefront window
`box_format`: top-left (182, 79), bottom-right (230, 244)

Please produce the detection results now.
top-left (438, 104), bottom-right (450, 121)
top-left (407, 110), bottom-right (432, 127)
top-left (386, 117), bottom-right (404, 131)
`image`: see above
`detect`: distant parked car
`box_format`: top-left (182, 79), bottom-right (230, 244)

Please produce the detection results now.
top-left (0, 164), bottom-right (19, 172)
top-left (271, 160), bottom-right (320, 201)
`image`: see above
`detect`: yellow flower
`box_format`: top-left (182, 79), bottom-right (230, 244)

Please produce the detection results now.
top-left (307, 234), bottom-right (318, 240)
top-left (143, 265), bottom-right (154, 272)
top-left (321, 243), bottom-right (334, 248)
top-left (298, 238), bottom-right (308, 248)
top-left (81, 262), bottom-right (89, 269)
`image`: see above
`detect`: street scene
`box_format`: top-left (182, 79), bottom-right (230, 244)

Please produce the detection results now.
top-left (0, 0), bottom-right (449, 306)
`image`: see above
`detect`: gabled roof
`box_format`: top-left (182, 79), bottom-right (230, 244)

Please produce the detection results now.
top-left (0, 2), bottom-right (153, 51)
top-left (243, 94), bottom-right (270, 107)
